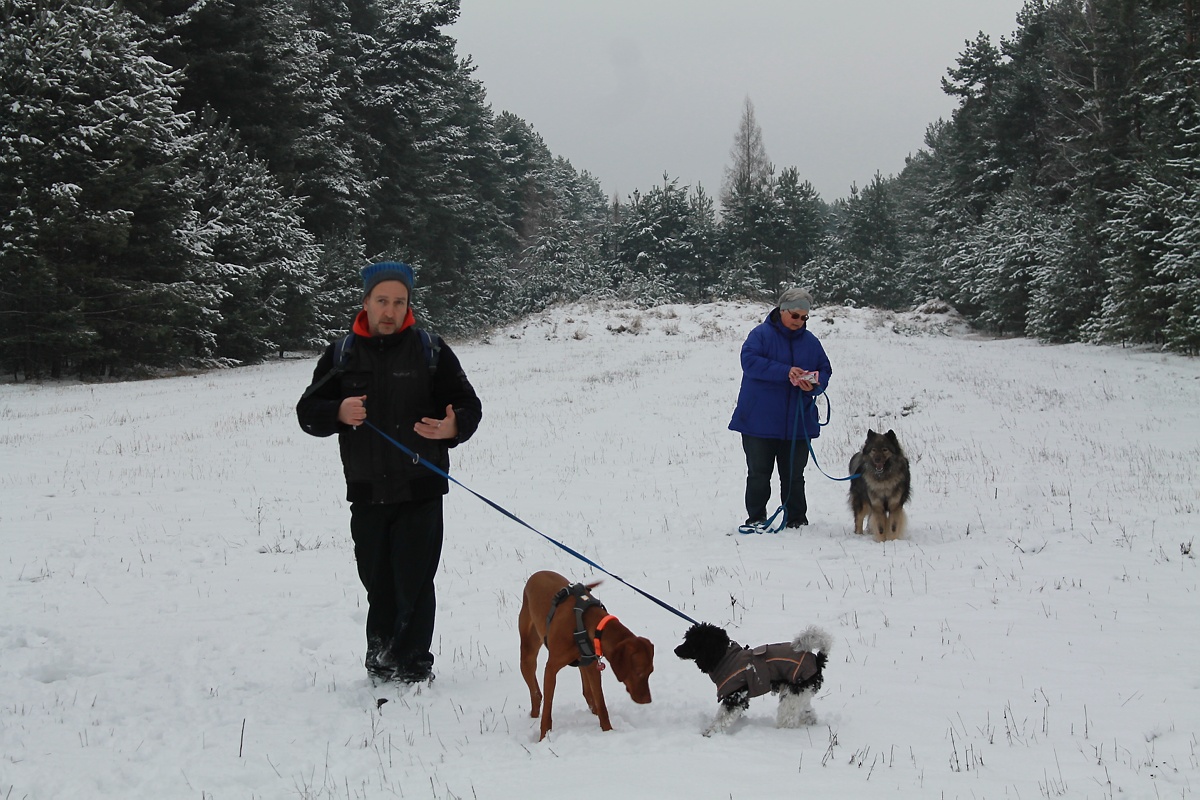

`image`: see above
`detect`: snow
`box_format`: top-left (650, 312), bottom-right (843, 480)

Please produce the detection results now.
top-left (3, 301), bottom-right (1198, 799)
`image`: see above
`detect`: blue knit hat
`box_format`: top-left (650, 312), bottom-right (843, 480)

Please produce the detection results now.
top-left (361, 261), bottom-right (414, 295)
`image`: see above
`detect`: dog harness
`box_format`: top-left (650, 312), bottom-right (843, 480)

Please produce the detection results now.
top-left (546, 583), bottom-right (619, 668)
top-left (712, 642), bottom-right (821, 701)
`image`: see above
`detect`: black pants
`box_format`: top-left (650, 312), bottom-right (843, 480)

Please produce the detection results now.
top-left (741, 434), bottom-right (810, 524)
top-left (350, 497), bottom-right (443, 672)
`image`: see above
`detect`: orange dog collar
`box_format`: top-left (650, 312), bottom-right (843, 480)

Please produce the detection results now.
top-left (593, 614), bottom-right (618, 659)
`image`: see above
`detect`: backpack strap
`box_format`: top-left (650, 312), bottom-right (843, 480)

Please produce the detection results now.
top-left (417, 328), bottom-right (441, 375)
top-left (301, 329), bottom-right (437, 401)
top-left (343, 329), bottom-right (437, 371)
top-left (333, 332), bottom-right (355, 369)
top-left (298, 333), bottom-right (355, 401)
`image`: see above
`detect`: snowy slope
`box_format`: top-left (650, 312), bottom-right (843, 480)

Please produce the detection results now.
top-left (2, 301), bottom-right (1198, 799)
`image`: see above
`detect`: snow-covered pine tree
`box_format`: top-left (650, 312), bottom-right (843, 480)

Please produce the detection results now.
top-left (0, 0), bottom-right (204, 377)
top-left (613, 176), bottom-right (694, 306)
top-left (950, 185), bottom-right (1040, 336)
top-left (813, 175), bottom-right (903, 310)
top-left (359, 0), bottom-right (514, 334)
top-left (770, 168), bottom-right (826, 288)
top-left (684, 184), bottom-right (719, 303)
top-left (185, 117), bottom-right (322, 365)
top-left (718, 97), bottom-right (778, 295)
top-left (514, 157), bottom-right (610, 314)
top-left (719, 96), bottom-right (773, 212)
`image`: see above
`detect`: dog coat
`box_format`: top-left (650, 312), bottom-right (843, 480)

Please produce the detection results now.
top-left (710, 642), bottom-right (821, 701)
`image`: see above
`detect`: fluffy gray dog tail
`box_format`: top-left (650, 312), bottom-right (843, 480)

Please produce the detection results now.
top-left (793, 625), bottom-right (833, 654)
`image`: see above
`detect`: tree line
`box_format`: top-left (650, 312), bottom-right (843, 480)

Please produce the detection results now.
top-left (711, 0), bottom-right (1200, 355)
top-left (1, 0), bottom-right (1196, 379)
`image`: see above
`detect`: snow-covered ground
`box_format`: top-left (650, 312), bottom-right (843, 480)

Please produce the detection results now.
top-left (3, 301), bottom-right (1198, 799)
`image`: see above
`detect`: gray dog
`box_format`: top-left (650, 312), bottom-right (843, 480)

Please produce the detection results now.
top-left (849, 429), bottom-right (911, 540)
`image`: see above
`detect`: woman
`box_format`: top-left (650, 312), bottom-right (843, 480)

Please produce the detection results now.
top-left (729, 287), bottom-right (832, 531)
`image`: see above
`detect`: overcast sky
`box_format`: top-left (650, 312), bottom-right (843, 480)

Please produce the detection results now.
top-left (447, 1), bottom-right (1029, 203)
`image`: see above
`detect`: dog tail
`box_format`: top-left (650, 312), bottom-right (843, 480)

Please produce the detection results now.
top-left (793, 626), bottom-right (832, 655)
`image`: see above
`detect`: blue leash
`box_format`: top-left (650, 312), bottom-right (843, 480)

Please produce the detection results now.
top-left (362, 420), bottom-right (700, 626)
top-left (738, 391), bottom-right (806, 534)
top-left (806, 393), bottom-right (861, 483)
top-left (738, 392), bottom-right (859, 535)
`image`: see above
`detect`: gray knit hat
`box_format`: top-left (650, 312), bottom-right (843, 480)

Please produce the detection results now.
top-left (777, 287), bottom-right (812, 312)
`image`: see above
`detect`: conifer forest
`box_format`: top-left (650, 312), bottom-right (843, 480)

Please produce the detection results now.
top-left (2, 0), bottom-right (1198, 377)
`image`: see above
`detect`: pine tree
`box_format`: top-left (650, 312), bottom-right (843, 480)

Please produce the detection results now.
top-left (0, 0), bottom-right (205, 377)
top-left (494, 111), bottom-right (553, 249)
top-left (812, 174), bottom-right (904, 309)
top-left (514, 157), bottom-right (610, 314)
top-left (612, 176), bottom-right (695, 307)
top-left (184, 118), bottom-right (322, 364)
top-left (1082, 1), bottom-right (1200, 352)
top-left (685, 185), bottom-right (720, 301)
top-left (299, 0), bottom-right (380, 244)
top-left (939, 30), bottom-right (1008, 217)
top-left (718, 97), bottom-right (778, 294)
top-left (721, 174), bottom-right (779, 293)
top-left (720, 96), bottom-right (773, 209)
top-left (952, 182), bottom-right (1048, 336)
top-left (894, 120), bottom-right (978, 307)
top-left (356, 0), bottom-right (519, 333)
top-left (771, 168), bottom-right (827, 285)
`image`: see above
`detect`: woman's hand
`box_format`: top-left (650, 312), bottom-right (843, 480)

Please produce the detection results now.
top-left (788, 367), bottom-right (817, 390)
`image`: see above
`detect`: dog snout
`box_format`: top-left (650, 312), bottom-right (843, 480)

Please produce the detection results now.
top-left (627, 682), bottom-right (652, 704)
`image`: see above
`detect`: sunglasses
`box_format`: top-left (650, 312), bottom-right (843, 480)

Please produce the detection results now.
top-left (787, 312), bottom-right (809, 321)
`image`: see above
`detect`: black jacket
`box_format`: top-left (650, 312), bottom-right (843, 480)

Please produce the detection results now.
top-left (296, 325), bottom-right (482, 504)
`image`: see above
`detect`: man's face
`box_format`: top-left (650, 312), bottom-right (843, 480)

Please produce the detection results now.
top-left (363, 280), bottom-right (409, 336)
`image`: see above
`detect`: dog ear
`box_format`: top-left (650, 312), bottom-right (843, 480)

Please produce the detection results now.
top-left (606, 637), bottom-right (644, 681)
top-left (606, 637), bottom-right (632, 677)
top-left (698, 622), bottom-right (729, 647)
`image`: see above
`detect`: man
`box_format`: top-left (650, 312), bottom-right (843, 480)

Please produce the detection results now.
top-left (728, 287), bottom-right (832, 532)
top-left (297, 261), bottom-right (482, 683)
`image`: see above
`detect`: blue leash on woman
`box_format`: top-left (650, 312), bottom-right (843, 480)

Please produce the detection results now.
top-left (736, 392), bottom-right (859, 535)
top-left (730, 289), bottom-right (839, 535)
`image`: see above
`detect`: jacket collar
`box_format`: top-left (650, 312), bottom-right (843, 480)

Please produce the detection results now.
top-left (767, 308), bottom-right (806, 338)
top-left (351, 307), bottom-right (416, 338)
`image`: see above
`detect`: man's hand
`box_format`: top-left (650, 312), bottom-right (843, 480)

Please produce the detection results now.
top-left (415, 404), bottom-right (458, 440)
top-left (339, 395), bottom-right (368, 427)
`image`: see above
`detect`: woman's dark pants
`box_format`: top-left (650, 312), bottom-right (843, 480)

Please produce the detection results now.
top-left (741, 434), bottom-right (810, 525)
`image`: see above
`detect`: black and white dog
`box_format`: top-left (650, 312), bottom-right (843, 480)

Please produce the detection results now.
top-left (674, 622), bottom-right (831, 736)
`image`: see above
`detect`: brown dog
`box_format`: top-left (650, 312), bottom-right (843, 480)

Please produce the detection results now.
top-left (518, 570), bottom-right (654, 740)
